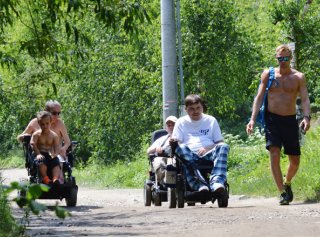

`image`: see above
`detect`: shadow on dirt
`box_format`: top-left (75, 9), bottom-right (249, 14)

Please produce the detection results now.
top-left (26, 208), bottom-right (169, 237)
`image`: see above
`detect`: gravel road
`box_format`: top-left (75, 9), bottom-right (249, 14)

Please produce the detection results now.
top-left (2, 169), bottom-right (320, 237)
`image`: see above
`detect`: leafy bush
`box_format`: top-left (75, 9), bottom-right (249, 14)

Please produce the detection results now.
top-left (0, 179), bottom-right (24, 237)
top-left (0, 178), bottom-right (71, 237)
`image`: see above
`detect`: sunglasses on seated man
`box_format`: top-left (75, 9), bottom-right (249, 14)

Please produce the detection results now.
top-left (51, 111), bottom-right (61, 115)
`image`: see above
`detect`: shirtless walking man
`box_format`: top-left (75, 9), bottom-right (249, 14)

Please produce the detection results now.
top-left (246, 44), bottom-right (311, 205)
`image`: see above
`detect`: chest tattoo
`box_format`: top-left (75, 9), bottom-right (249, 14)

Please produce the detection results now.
top-left (272, 78), bottom-right (281, 88)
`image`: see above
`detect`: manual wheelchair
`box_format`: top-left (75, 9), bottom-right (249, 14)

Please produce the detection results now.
top-left (20, 135), bottom-right (78, 207)
top-left (143, 129), bottom-right (229, 208)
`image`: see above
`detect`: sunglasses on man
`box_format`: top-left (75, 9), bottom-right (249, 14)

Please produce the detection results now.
top-left (277, 56), bottom-right (290, 62)
top-left (51, 111), bottom-right (61, 115)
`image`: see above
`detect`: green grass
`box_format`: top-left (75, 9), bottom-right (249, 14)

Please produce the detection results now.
top-left (0, 149), bottom-right (25, 169)
top-left (73, 143), bottom-right (149, 188)
top-left (229, 125), bottom-right (320, 201)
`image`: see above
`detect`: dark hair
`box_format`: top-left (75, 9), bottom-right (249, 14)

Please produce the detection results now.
top-left (184, 94), bottom-right (203, 107)
top-left (37, 111), bottom-right (51, 122)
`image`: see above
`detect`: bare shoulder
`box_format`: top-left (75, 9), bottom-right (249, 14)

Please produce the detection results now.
top-left (29, 118), bottom-right (40, 128)
top-left (292, 69), bottom-right (305, 80)
top-left (262, 68), bottom-right (270, 76)
top-left (50, 129), bottom-right (59, 138)
top-left (57, 119), bottom-right (67, 129)
top-left (33, 129), bottom-right (41, 135)
top-left (32, 129), bottom-right (41, 138)
top-left (260, 68), bottom-right (271, 84)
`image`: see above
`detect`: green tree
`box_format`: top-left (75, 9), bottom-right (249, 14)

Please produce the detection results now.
top-left (180, 0), bottom-right (260, 122)
top-left (0, 0), bottom-right (152, 155)
top-left (59, 2), bottom-right (162, 163)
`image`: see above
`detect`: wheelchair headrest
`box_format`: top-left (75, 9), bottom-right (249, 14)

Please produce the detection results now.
top-left (151, 129), bottom-right (168, 144)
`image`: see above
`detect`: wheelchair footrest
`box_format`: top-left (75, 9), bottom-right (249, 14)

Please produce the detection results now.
top-left (185, 191), bottom-right (212, 203)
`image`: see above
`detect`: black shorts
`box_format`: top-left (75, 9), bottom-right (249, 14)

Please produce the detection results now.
top-left (265, 111), bottom-right (300, 155)
top-left (37, 152), bottom-right (61, 171)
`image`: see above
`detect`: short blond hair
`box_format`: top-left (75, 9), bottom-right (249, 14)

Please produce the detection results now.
top-left (275, 44), bottom-right (292, 57)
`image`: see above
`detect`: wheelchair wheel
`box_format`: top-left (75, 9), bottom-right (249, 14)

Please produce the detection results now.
top-left (154, 191), bottom-right (161, 206)
top-left (65, 187), bottom-right (78, 207)
top-left (217, 189), bottom-right (228, 208)
top-left (143, 183), bottom-right (152, 206)
top-left (176, 175), bottom-right (185, 208)
top-left (168, 188), bottom-right (176, 208)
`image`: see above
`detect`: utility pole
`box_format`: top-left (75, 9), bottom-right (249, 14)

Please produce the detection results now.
top-left (176, 0), bottom-right (185, 116)
top-left (161, 0), bottom-right (178, 126)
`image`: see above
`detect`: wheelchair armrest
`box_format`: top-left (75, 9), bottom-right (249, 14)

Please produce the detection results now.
top-left (169, 140), bottom-right (178, 157)
top-left (148, 153), bottom-right (170, 162)
top-left (148, 154), bottom-right (156, 162)
top-left (67, 141), bottom-right (78, 153)
top-left (22, 134), bottom-right (32, 145)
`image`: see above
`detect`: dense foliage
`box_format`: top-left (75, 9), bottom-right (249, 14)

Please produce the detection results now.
top-left (181, 0), bottom-right (260, 120)
top-left (0, 184), bottom-right (22, 237)
top-left (0, 0), bottom-right (319, 164)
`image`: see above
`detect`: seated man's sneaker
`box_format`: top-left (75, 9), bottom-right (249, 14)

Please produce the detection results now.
top-left (211, 182), bottom-right (225, 193)
top-left (279, 192), bottom-right (290, 205)
top-left (284, 183), bottom-right (293, 202)
top-left (198, 185), bottom-right (209, 192)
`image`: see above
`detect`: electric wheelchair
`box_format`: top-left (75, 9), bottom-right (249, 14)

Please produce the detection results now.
top-left (143, 129), bottom-right (178, 207)
top-left (143, 129), bottom-right (229, 208)
top-left (20, 135), bottom-right (78, 207)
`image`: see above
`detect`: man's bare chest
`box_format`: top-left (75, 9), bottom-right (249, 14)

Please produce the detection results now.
top-left (50, 124), bottom-right (62, 138)
top-left (271, 74), bottom-right (299, 93)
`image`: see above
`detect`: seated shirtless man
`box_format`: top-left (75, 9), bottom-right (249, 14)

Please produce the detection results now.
top-left (30, 111), bottom-right (61, 185)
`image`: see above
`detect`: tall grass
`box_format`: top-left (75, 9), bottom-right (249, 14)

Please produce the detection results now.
top-left (228, 125), bottom-right (320, 201)
top-left (73, 142), bottom-right (149, 188)
top-left (0, 149), bottom-right (25, 169)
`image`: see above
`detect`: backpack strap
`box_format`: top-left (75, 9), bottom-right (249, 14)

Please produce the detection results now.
top-left (266, 67), bottom-right (275, 92)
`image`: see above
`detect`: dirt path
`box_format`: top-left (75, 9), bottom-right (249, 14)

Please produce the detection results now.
top-left (2, 169), bottom-right (320, 237)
